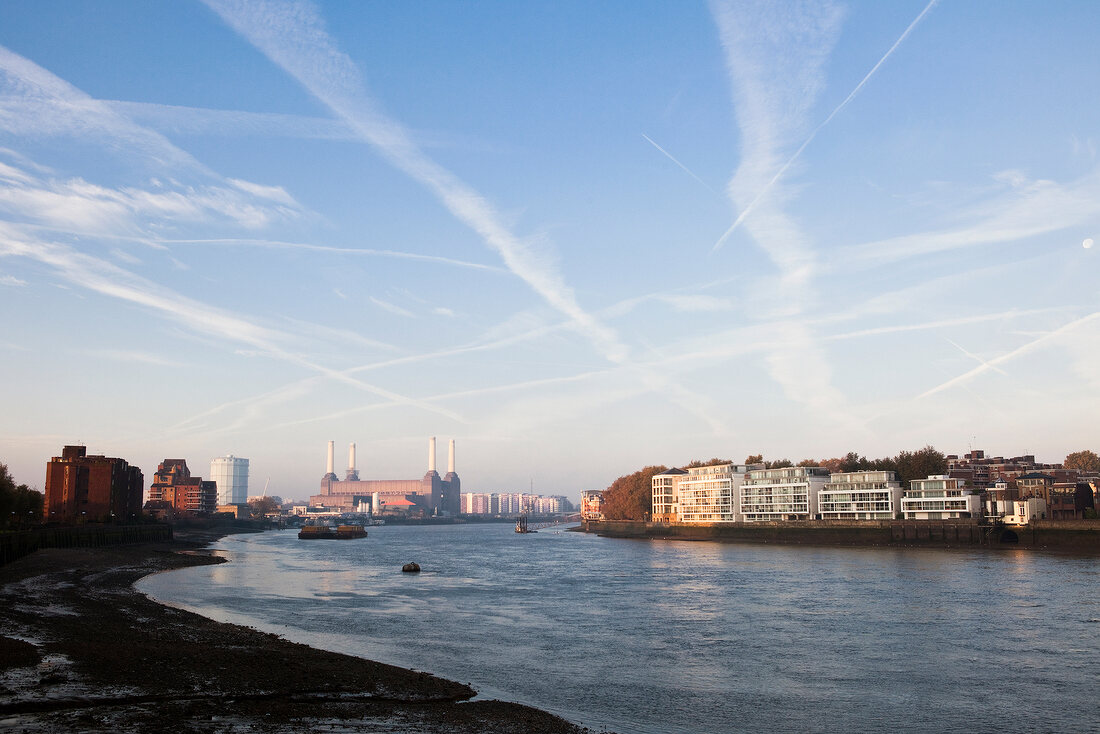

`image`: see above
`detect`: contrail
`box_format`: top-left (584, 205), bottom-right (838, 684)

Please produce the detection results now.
top-left (640, 133), bottom-right (722, 197)
top-left (919, 311), bottom-right (1100, 399)
top-left (943, 337), bottom-right (1008, 376)
top-left (713, 0), bottom-right (940, 253)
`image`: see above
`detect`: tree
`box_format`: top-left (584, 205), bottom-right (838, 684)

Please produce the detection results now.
top-left (765, 458), bottom-right (793, 469)
top-left (796, 458), bottom-right (818, 467)
top-left (0, 462), bottom-right (43, 528)
top-left (744, 454), bottom-right (764, 465)
top-left (685, 458), bottom-right (732, 468)
top-left (249, 496), bottom-right (280, 517)
top-left (1065, 450), bottom-right (1100, 474)
top-left (893, 446), bottom-right (947, 485)
top-left (601, 465), bottom-right (667, 521)
top-left (839, 452), bottom-right (867, 472)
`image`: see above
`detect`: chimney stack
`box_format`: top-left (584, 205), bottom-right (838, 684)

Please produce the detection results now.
top-left (326, 440), bottom-right (335, 475)
top-left (448, 439), bottom-right (456, 474)
top-left (348, 442), bottom-right (356, 472)
top-left (428, 436), bottom-right (437, 473)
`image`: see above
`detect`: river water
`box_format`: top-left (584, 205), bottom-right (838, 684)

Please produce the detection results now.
top-left (137, 523), bottom-right (1100, 733)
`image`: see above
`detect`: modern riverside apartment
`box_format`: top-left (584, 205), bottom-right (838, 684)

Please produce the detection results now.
top-left (741, 466), bottom-right (829, 522)
top-left (674, 464), bottom-right (750, 523)
top-left (651, 468), bottom-right (687, 521)
top-left (819, 470), bottom-right (903, 520)
top-left (901, 475), bottom-right (980, 520)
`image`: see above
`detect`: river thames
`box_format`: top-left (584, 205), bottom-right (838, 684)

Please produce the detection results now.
top-left (139, 524), bottom-right (1100, 734)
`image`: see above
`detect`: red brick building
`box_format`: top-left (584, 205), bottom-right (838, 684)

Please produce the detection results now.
top-left (44, 445), bottom-right (144, 524)
top-left (146, 459), bottom-right (217, 517)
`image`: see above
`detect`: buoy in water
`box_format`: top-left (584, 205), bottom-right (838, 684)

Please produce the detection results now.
top-left (402, 562), bottom-right (421, 573)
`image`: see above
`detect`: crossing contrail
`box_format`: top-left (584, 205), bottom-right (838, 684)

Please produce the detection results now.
top-left (713, 0), bottom-right (940, 253)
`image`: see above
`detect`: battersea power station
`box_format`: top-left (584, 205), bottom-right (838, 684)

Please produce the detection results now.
top-left (309, 437), bottom-right (460, 517)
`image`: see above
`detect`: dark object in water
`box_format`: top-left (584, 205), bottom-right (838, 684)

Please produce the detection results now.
top-left (402, 562), bottom-right (421, 573)
top-left (298, 524), bottom-right (368, 540)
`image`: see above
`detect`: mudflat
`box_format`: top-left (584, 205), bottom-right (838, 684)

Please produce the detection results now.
top-left (0, 529), bottom-right (591, 733)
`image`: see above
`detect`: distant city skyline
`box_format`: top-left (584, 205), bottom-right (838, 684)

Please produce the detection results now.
top-left (1, 1), bottom-right (1097, 501)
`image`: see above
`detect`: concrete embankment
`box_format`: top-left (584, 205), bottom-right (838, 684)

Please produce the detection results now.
top-left (582, 519), bottom-right (1100, 551)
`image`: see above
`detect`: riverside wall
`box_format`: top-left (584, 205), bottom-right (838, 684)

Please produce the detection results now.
top-left (0, 524), bottom-right (174, 566)
top-left (582, 519), bottom-right (1100, 551)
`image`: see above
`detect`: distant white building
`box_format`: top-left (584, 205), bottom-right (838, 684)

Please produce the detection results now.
top-left (1002, 498), bottom-right (1046, 526)
top-left (820, 470), bottom-right (903, 520)
top-left (902, 475), bottom-right (979, 520)
top-left (210, 455), bottom-right (249, 505)
top-left (741, 466), bottom-right (829, 522)
top-left (459, 492), bottom-right (567, 515)
top-left (676, 463), bottom-right (750, 523)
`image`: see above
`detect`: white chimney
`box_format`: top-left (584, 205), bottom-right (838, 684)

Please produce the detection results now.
top-left (448, 439), bottom-right (456, 473)
top-left (428, 436), bottom-right (437, 472)
top-left (348, 442), bottom-right (356, 472)
top-left (326, 440), bottom-right (335, 475)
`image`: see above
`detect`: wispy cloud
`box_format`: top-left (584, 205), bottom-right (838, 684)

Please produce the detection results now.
top-left (656, 294), bottom-right (735, 313)
top-left (370, 295), bottom-right (414, 318)
top-left (83, 348), bottom-right (181, 367)
top-left (156, 236), bottom-right (505, 273)
top-left (104, 98), bottom-right (501, 152)
top-left (0, 46), bottom-right (305, 233)
top-left (202, 0), bottom-right (625, 363)
top-left (831, 168), bottom-right (1100, 271)
top-left (0, 272), bottom-right (26, 286)
top-left (109, 247), bottom-right (141, 265)
top-left (203, 0), bottom-right (730, 433)
top-left (709, 0), bottom-right (847, 418)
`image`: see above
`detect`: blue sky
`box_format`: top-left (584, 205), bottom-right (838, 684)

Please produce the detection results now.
top-left (1, 0), bottom-right (1097, 502)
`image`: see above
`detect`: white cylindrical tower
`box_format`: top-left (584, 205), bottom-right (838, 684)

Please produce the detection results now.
top-left (372, 491), bottom-right (380, 515)
top-left (428, 436), bottom-right (437, 472)
top-left (348, 442), bottom-right (356, 472)
top-left (448, 439), bottom-right (456, 473)
top-left (326, 440), bottom-right (335, 475)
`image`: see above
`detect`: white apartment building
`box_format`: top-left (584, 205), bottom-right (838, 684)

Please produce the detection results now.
top-left (675, 463), bottom-right (749, 523)
top-left (901, 475), bottom-right (980, 520)
top-left (210, 455), bottom-right (249, 505)
top-left (741, 466), bottom-right (829, 522)
top-left (820, 470), bottom-right (903, 520)
top-left (651, 468), bottom-right (687, 521)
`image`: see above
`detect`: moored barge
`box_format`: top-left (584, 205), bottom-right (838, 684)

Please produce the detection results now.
top-left (298, 524), bottom-right (368, 540)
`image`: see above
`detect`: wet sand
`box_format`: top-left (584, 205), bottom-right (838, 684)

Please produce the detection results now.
top-left (0, 529), bottom-right (593, 733)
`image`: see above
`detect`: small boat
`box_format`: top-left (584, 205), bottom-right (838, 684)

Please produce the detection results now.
top-left (298, 524), bottom-right (368, 540)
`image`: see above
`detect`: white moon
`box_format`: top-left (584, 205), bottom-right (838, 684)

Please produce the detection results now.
top-left (1085, 238), bottom-right (1095, 249)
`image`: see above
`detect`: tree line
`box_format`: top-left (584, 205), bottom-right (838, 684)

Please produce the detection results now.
top-left (0, 462), bottom-right (43, 529)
